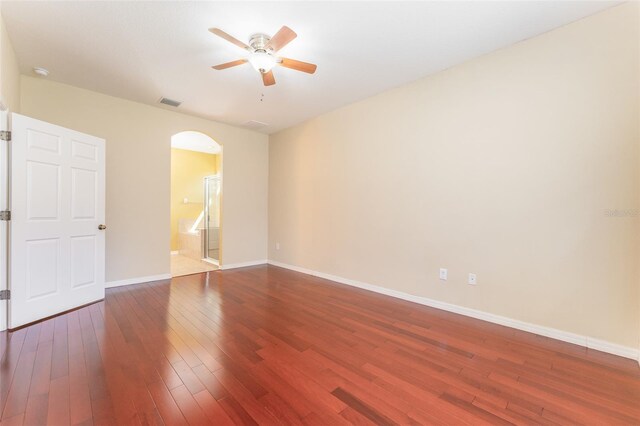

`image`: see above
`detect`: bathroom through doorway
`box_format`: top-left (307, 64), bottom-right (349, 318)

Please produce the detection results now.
top-left (169, 131), bottom-right (222, 277)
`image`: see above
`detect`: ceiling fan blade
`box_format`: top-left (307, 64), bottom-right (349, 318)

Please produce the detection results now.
top-left (279, 58), bottom-right (317, 74)
top-left (265, 26), bottom-right (297, 52)
top-left (211, 59), bottom-right (248, 70)
top-left (262, 70), bottom-right (276, 86)
top-left (209, 28), bottom-right (250, 51)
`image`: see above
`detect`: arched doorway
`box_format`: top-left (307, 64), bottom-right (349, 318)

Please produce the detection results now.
top-left (169, 131), bottom-right (222, 277)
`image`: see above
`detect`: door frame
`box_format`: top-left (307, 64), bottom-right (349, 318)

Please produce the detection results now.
top-left (0, 100), bottom-right (9, 332)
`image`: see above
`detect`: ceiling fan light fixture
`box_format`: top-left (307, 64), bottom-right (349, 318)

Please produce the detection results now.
top-left (248, 51), bottom-right (277, 73)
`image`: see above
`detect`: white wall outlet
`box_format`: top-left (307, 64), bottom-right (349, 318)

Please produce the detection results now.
top-left (468, 273), bottom-right (477, 285)
top-left (439, 268), bottom-right (448, 280)
top-left (275, 242), bottom-right (280, 250)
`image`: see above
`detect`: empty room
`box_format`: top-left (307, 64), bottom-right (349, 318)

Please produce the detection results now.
top-left (0, 1), bottom-right (638, 425)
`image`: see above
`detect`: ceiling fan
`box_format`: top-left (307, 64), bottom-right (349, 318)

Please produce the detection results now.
top-left (209, 26), bottom-right (317, 87)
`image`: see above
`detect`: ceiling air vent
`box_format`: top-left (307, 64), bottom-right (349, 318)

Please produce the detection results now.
top-left (159, 97), bottom-right (182, 107)
top-left (244, 120), bottom-right (268, 130)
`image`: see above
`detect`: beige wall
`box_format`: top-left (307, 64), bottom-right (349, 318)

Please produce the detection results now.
top-left (269, 3), bottom-right (640, 348)
top-left (21, 76), bottom-right (268, 281)
top-left (0, 10), bottom-right (20, 112)
top-left (170, 148), bottom-right (218, 251)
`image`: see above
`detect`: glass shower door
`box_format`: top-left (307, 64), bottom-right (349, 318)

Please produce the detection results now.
top-left (203, 175), bottom-right (221, 264)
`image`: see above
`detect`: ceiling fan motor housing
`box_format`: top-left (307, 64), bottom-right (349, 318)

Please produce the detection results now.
top-left (249, 33), bottom-right (272, 52)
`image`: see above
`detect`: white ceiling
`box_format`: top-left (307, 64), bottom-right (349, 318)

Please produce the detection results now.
top-left (1, 1), bottom-right (618, 134)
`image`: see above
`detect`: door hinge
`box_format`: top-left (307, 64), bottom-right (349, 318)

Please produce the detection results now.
top-left (0, 211), bottom-right (10, 221)
top-left (0, 290), bottom-right (9, 301)
top-left (0, 131), bottom-right (10, 141)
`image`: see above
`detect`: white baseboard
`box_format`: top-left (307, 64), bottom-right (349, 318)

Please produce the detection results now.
top-left (106, 273), bottom-right (172, 288)
top-left (267, 260), bottom-right (639, 361)
top-left (220, 260), bottom-right (267, 270)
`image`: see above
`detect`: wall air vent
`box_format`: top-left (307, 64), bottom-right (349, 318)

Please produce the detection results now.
top-left (244, 120), bottom-right (269, 130)
top-left (159, 97), bottom-right (182, 107)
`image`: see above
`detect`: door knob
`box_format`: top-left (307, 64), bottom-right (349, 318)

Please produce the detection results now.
top-left (98, 224), bottom-right (107, 230)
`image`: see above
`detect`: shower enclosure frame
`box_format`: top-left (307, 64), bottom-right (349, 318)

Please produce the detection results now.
top-left (203, 174), bottom-right (221, 266)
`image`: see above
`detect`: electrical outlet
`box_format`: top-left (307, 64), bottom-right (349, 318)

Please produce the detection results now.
top-left (439, 268), bottom-right (448, 280)
top-left (275, 242), bottom-right (280, 250)
top-left (468, 273), bottom-right (477, 285)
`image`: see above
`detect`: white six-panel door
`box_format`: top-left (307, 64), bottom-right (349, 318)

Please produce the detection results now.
top-left (10, 113), bottom-right (105, 328)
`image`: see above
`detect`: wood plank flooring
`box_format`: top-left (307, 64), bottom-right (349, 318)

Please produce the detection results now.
top-left (1, 264), bottom-right (639, 425)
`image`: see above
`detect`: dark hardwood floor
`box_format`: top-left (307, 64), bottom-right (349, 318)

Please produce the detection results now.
top-left (1, 264), bottom-right (639, 425)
